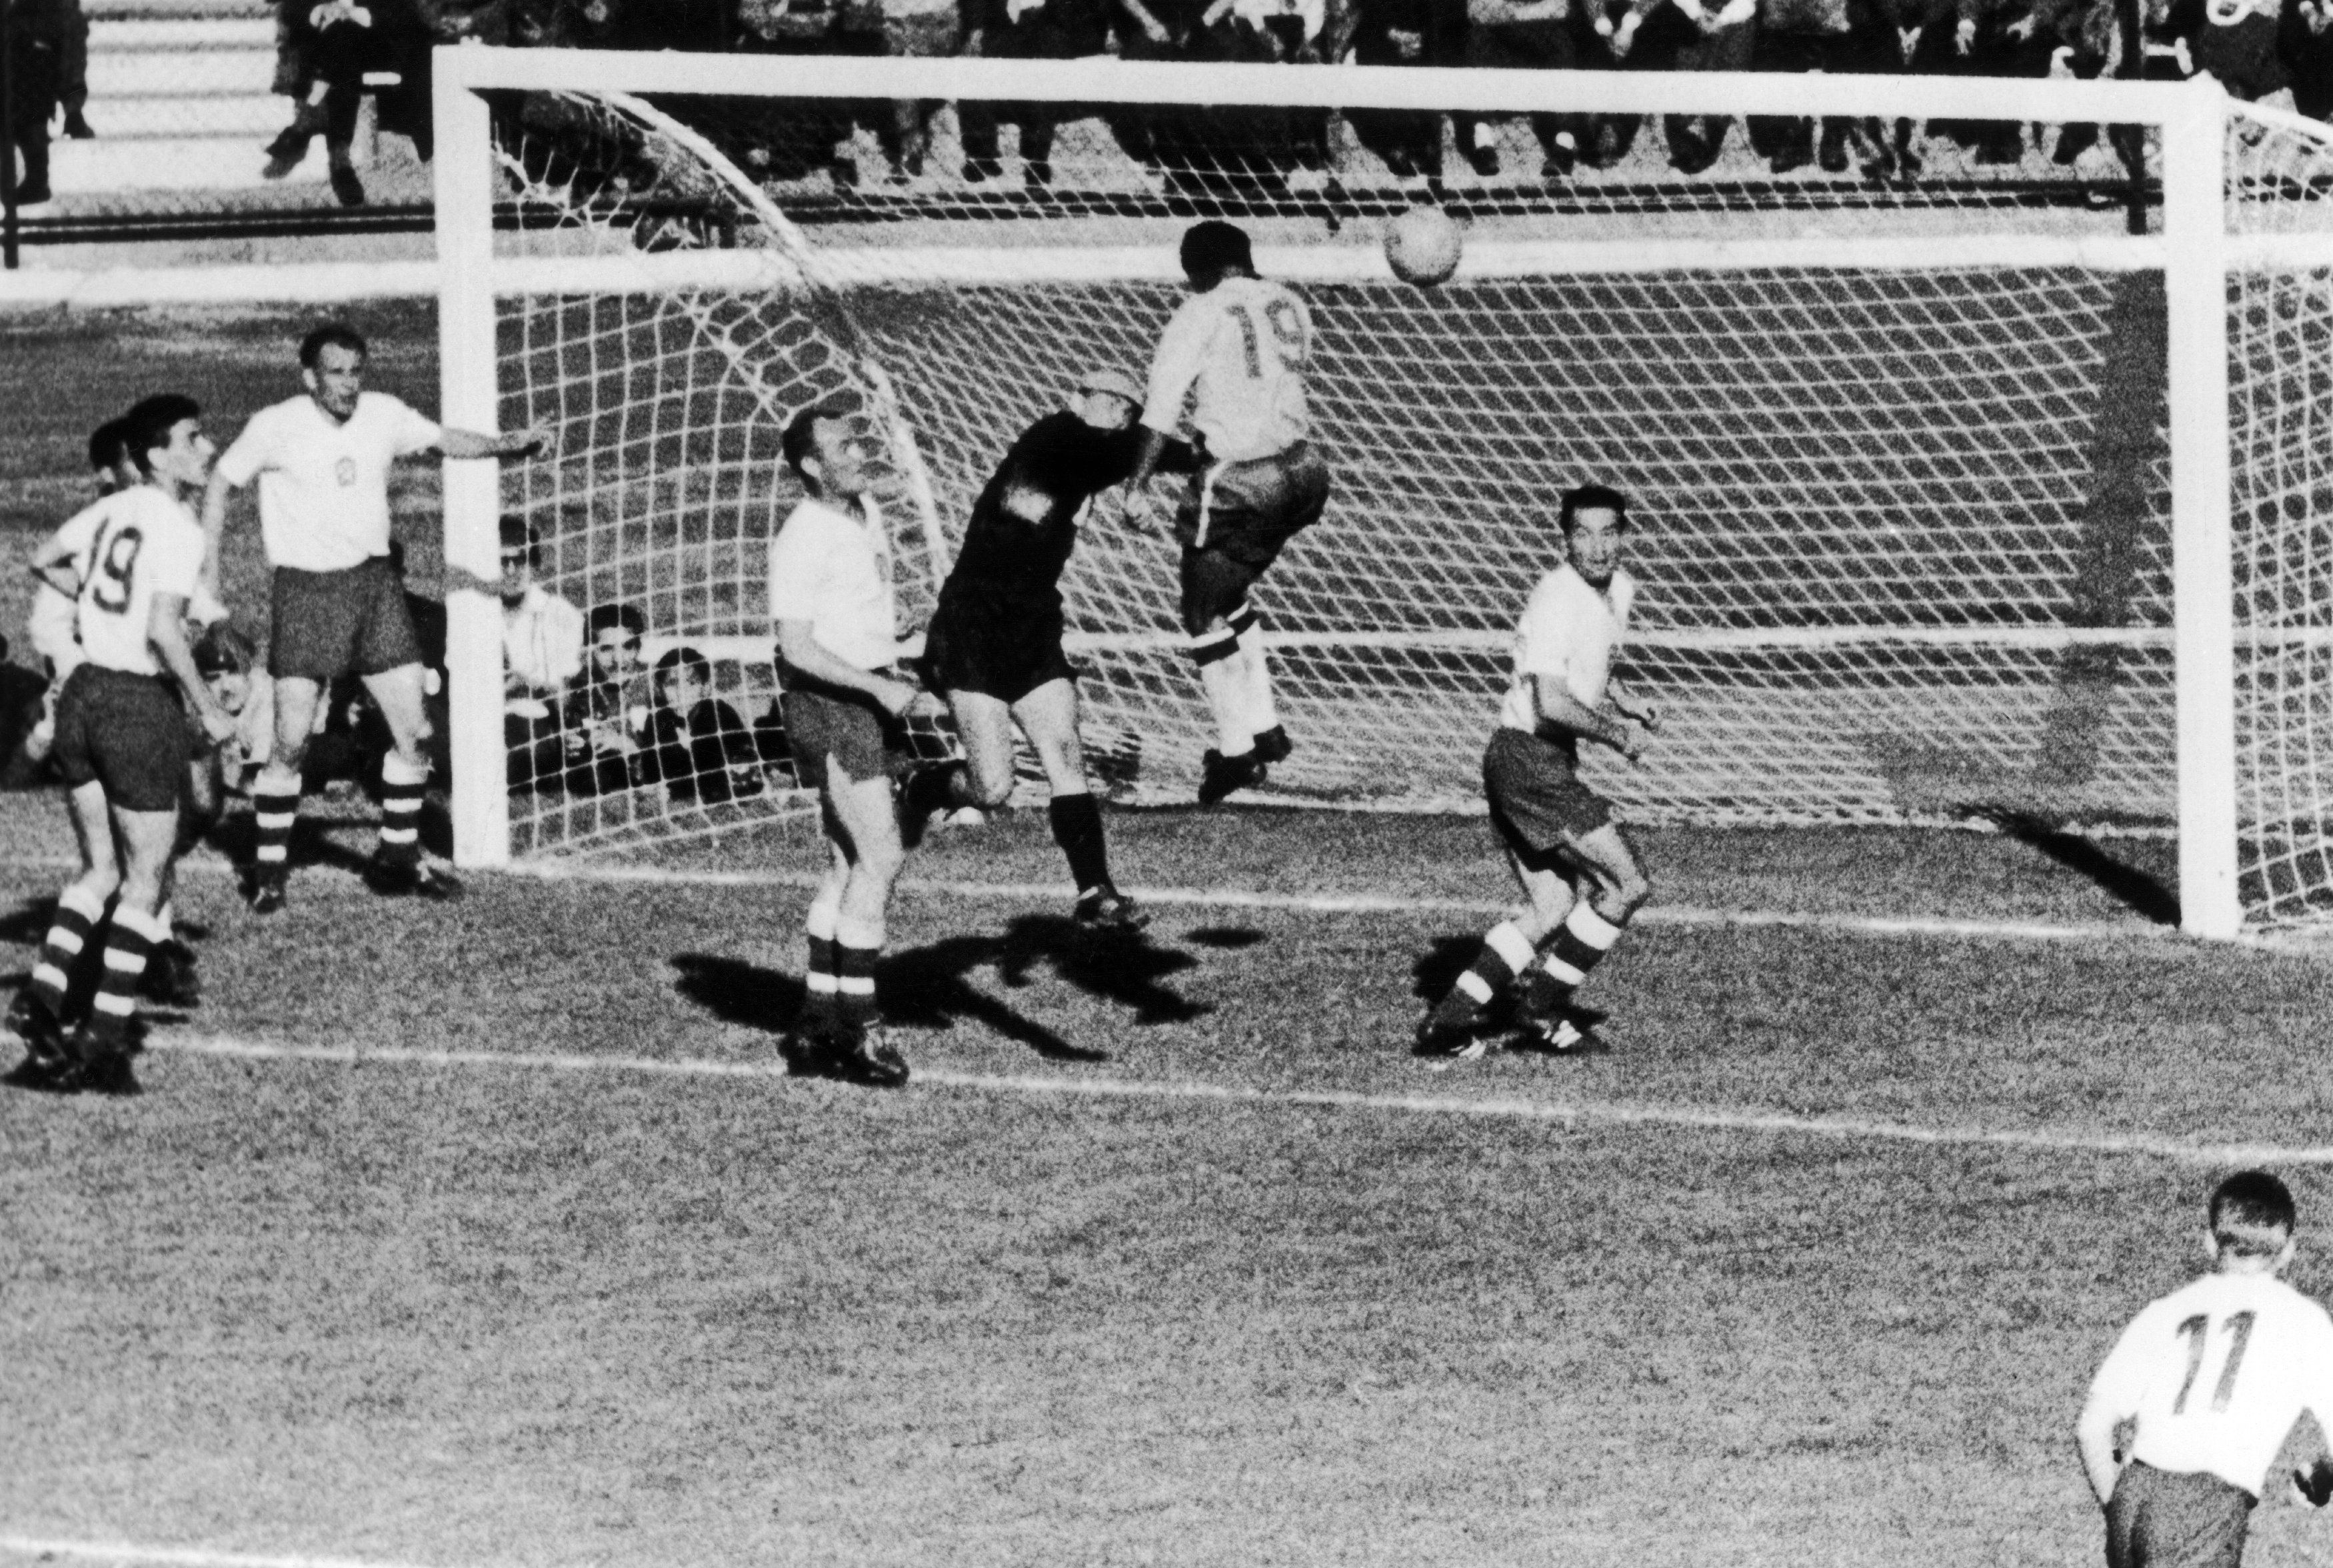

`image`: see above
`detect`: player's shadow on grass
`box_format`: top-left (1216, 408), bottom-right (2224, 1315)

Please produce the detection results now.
top-left (670, 954), bottom-right (807, 1038)
top-left (673, 918), bottom-right (1209, 1065)
top-left (1413, 935), bottom-right (1483, 1007)
top-left (1979, 808), bottom-right (2180, 926)
top-left (0, 897), bottom-right (59, 952)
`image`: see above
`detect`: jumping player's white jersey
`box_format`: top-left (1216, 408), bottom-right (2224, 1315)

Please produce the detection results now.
top-left (2086, 1269), bottom-right (2333, 1497)
top-left (1143, 276), bottom-right (1312, 464)
top-left (1498, 562), bottom-right (1636, 734)
top-left (214, 392), bottom-right (442, 572)
top-left (71, 485), bottom-right (207, 678)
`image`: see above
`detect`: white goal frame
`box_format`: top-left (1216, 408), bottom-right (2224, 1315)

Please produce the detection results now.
top-left (432, 49), bottom-right (2274, 938)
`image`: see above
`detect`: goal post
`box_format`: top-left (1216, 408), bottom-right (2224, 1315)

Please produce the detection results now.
top-left (430, 46), bottom-right (2333, 938)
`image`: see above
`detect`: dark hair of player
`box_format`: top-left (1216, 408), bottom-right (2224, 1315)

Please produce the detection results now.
top-left (299, 323), bottom-right (369, 368)
top-left (194, 622), bottom-right (260, 678)
top-left (654, 646), bottom-right (712, 684)
top-left (1558, 483), bottom-right (1630, 534)
top-left (1179, 221), bottom-right (1252, 283)
top-left (498, 514), bottom-right (539, 562)
top-left (587, 602), bottom-right (647, 638)
top-left (782, 404), bottom-right (851, 478)
top-left (2210, 1170), bottom-right (2298, 1257)
top-left (88, 417), bottom-right (132, 473)
top-left (121, 393), bottom-right (202, 477)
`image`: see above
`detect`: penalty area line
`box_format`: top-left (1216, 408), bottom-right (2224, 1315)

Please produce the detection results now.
top-left (152, 1030), bottom-right (2333, 1168)
top-left (0, 1538), bottom-right (449, 1568)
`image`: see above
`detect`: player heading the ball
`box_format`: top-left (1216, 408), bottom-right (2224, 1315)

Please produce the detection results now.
top-left (1417, 484), bottom-right (1656, 1060)
top-left (2078, 1170), bottom-right (2333, 1568)
top-left (1122, 220), bottom-right (1332, 807)
top-left (201, 323), bottom-right (548, 916)
top-left (898, 367), bottom-right (1196, 930)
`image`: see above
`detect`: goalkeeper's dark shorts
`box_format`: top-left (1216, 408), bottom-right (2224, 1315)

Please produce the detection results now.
top-left (1484, 724), bottom-right (1612, 868)
top-left (2104, 1460), bottom-right (2254, 1568)
top-left (919, 589), bottom-right (1074, 704)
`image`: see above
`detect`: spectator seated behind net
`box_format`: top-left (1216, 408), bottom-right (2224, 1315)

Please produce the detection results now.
top-left (639, 647), bottom-right (767, 804)
top-left (564, 602), bottom-right (651, 798)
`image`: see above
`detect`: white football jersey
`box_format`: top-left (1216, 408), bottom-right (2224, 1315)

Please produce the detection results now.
top-left (1143, 275), bottom-right (1312, 464)
top-left (71, 485), bottom-right (208, 678)
top-left (214, 391), bottom-right (442, 572)
top-left (1498, 562), bottom-right (1636, 734)
top-left (2087, 1269), bottom-right (2333, 1497)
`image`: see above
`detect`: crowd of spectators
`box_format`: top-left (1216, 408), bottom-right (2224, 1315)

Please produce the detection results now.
top-left (229, 0), bottom-right (2333, 209)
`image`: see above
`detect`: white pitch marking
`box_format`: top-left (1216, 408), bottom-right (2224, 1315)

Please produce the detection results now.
top-left (152, 1031), bottom-right (2333, 1167)
top-left (499, 859), bottom-right (2179, 944)
top-left (0, 850), bottom-right (2192, 943)
top-left (0, 1537), bottom-right (450, 1568)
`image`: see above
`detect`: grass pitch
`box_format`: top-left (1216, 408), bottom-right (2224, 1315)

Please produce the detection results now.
top-left (8, 306), bottom-right (2333, 1568)
top-left (6, 790), bottom-right (2333, 1568)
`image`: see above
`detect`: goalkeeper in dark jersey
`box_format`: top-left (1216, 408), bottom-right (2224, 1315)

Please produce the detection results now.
top-left (900, 368), bottom-right (1193, 930)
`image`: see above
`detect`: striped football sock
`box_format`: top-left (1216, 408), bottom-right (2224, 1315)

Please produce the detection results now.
top-left (377, 754), bottom-right (428, 869)
top-left (834, 943), bottom-right (880, 1030)
top-left (26, 882), bottom-right (107, 1017)
top-left (1450, 920), bottom-right (1535, 1013)
top-left (86, 903), bottom-right (165, 1046)
top-left (252, 782), bottom-right (299, 880)
top-left (1525, 903), bottom-right (1629, 1012)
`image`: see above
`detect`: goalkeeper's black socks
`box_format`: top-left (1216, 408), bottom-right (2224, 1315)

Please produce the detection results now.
top-left (1049, 791), bottom-right (1112, 897)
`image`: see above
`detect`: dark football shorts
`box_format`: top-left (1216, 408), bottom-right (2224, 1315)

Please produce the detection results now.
top-left (919, 591), bottom-right (1075, 705)
top-left (2106, 1461), bottom-right (2255, 1568)
top-left (781, 679), bottom-right (908, 792)
top-left (270, 558), bottom-right (423, 683)
top-left (1175, 441), bottom-right (1330, 634)
top-left (50, 664), bottom-right (197, 814)
top-left (1483, 724), bottom-right (1613, 867)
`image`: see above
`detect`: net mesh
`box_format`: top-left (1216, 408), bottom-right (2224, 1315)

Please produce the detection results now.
top-left (473, 76), bottom-right (2333, 927)
top-left (2226, 108), bottom-right (2333, 924)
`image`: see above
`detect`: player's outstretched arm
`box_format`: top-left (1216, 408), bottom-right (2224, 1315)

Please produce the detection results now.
top-left (438, 426), bottom-right (550, 460)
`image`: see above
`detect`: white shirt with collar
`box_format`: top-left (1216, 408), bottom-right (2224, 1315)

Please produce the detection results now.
top-left (215, 391), bottom-right (443, 572)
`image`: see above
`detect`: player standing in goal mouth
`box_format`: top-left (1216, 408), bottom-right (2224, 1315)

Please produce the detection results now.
top-left (201, 323), bottom-right (546, 914)
top-left (897, 367), bottom-right (1194, 930)
top-left (1417, 483), bottom-right (1656, 1059)
top-left (1122, 220), bottom-right (1332, 807)
top-left (769, 404), bottom-right (925, 1089)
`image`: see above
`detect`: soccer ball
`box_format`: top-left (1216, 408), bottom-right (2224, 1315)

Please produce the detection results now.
top-left (1384, 207), bottom-right (1462, 288)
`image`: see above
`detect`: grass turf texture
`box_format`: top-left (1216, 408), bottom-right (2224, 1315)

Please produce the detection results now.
top-left (7, 308), bottom-right (2333, 1567)
top-left (7, 790), bottom-right (2333, 1567)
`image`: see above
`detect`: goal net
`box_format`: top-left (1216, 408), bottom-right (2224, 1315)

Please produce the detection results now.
top-left (430, 51), bottom-right (2333, 936)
